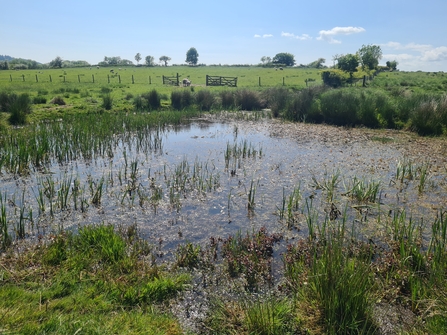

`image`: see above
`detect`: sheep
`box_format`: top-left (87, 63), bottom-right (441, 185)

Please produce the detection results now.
top-left (110, 69), bottom-right (114, 73)
top-left (97, 66), bottom-right (100, 69)
top-left (182, 78), bottom-right (191, 87)
top-left (279, 67), bottom-right (283, 70)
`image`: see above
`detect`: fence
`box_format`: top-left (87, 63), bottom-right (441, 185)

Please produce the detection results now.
top-left (206, 75), bottom-right (237, 87)
top-left (162, 73), bottom-right (179, 86)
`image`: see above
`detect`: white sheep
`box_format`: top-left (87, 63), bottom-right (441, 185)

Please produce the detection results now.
top-left (182, 78), bottom-right (191, 86)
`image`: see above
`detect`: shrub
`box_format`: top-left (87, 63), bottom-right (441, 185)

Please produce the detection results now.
top-left (235, 89), bottom-right (262, 111)
top-left (142, 89), bottom-right (161, 110)
top-left (50, 96), bottom-right (66, 105)
top-left (170, 90), bottom-right (193, 110)
top-left (284, 86), bottom-right (326, 122)
top-left (37, 89), bottom-right (49, 96)
top-left (263, 87), bottom-right (290, 118)
top-left (133, 95), bottom-right (145, 111)
top-left (409, 97), bottom-right (445, 136)
top-left (170, 90), bottom-right (183, 110)
top-left (0, 92), bottom-right (17, 112)
top-left (8, 93), bottom-right (32, 125)
top-left (33, 96), bottom-right (47, 104)
top-left (318, 89), bottom-right (360, 126)
top-left (195, 89), bottom-right (215, 111)
top-left (219, 90), bottom-right (235, 109)
top-left (102, 93), bottom-right (113, 110)
top-left (358, 91), bottom-right (380, 128)
top-left (321, 70), bottom-right (349, 88)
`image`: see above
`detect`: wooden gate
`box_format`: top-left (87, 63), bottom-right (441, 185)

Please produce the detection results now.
top-left (163, 73), bottom-right (179, 86)
top-left (206, 75), bottom-right (237, 87)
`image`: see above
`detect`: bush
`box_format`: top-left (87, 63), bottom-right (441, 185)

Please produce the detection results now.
top-left (0, 92), bottom-right (16, 112)
top-left (102, 93), bottom-right (113, 110)
top-left (319, 89), bottom-right (359, 126)
top-left (263, 87), bottom-right (290, 118)
top-left (37, 89), bottom-right (49, 96)
top-left (195, 89), bottom-right (215, 111)
top-left (133, 95), bottom-right (145, 111)
top-left (235, 89), bottom-right (263, 111)
top-left (321, 70), bottom-right (350, 88)
top-left (142, 89), bottom-right (161, 110)
top-left (409, 96), bottom-right (446, 136)
top-left (219, 90), bottom-right (235, 110)
top-left (284, 86), bottom-right (326, 122)
top-left (8, 94), bottom-right (32, 125)
top-left (33, 96), bottom-right (47, 104)
top-left (50, 96), bottom-right (66, 105)
top-left (170, 90), bottom-right (193, 110)
top-left (170, 91), bottom-right (183, 110)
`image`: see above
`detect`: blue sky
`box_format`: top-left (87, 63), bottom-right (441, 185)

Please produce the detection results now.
top-left (2, 0), bottom-right (447, 71)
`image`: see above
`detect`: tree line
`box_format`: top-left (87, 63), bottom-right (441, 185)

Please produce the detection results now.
top-left (1, 45), bottom-right (397, 71)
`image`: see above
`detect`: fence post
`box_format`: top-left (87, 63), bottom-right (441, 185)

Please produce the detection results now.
top-left (132, 74), bottom-right (134, 84)
top-left (64, 76), bottom-right (65, 83)
top-left (92, 74), bottom-right (95, 83)
top-left (149, 76), bottom-right (151, 84)
top-left (363, 75), bottom-right (366, 87)
top-left (22, 75), bottom-right (25, 82)
top-left (108, 75), bottom-right (110, 83)
top-left (49, 75), bottom-right (52, 83)
top-left (206, 75), bottom-right (208, 86)
top-left (35, 74), bottom-right (38, 83)
top-left (119, 75), bottom-right (121, 83)
top-left (283, 77), bottom-right (285, 86)
top-left (78, 75), bottom-right (80, 83)
top-left (259, 77), bottom-right (261, 86)
top-left (10, 74), bottom-right (12, 82)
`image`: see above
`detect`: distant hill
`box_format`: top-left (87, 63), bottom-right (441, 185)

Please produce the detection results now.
top-left (0, 55), bottom-right (14, 61)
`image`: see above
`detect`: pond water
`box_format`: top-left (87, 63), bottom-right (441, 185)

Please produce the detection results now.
top-left (1, 118), bottom-right (447, 257)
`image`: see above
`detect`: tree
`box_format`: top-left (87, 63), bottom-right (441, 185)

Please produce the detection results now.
top-left (185, 47), bottom-right (199, 66)
top-left (386, 60), bottom-right (398, 71)
top-left (49, 56), bottom-right (63, 68)
top-left (337, 54), bottom-right (359, 74)
top-left (260, 56), bottom-right (272, 65)
top-left (307, 58), bottom-right (326, 69)
top-left (145, 55), bottom-right (155, 67)
top-left (272, 53), bottom-right (295, 66)
top-left (135, 53), bottom-right (142, 65)
top-left (357, 44), bottom-right (382, 71)
top-left (159, 55), bottom-right (171, 67)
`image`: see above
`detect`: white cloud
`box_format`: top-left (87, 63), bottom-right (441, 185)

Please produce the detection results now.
top-left (382, 41), bottom-right (431, 52)
top-left (263, 34), bottom-right (273, 38)
top-left (383, 42), bottom-right (447, 63)
top-left (317, 26), bottom-right (365, 44)
top-left (254, 34), bottom-right (261, 38)
top-left (281, 32), bottom-right (312, 40)
top-left (421, 46), bottom-right (447, 62)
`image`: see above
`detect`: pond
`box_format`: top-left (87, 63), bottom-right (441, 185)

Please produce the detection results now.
top-left (1, 116), bottom-right (447, 258)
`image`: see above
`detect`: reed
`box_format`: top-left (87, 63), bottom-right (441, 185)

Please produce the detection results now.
top-left (0, 193), bottom-right (11, 249)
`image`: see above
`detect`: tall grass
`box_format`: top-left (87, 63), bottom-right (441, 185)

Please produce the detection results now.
top-left (7, 93), bottom-right (32, 125)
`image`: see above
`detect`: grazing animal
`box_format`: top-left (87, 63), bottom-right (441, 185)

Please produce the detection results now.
top-left (182, 78), bottom-right (191, 87)
top-left (110, 69), bottom-right (114, 73)
top-left (279, 67), bottom-right (283, 70)
top-left (97, 66), bottom-right (100, 69)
